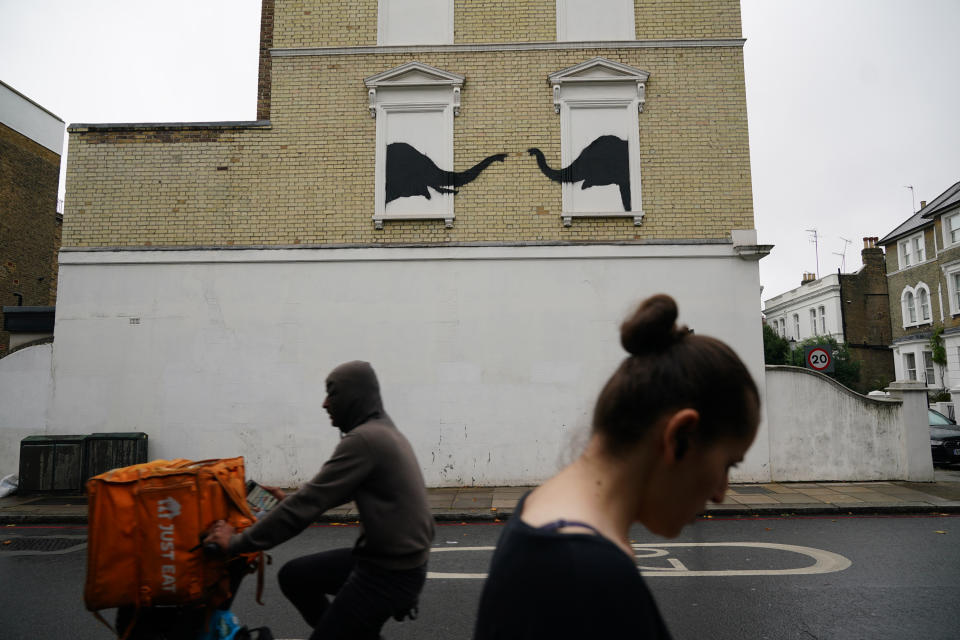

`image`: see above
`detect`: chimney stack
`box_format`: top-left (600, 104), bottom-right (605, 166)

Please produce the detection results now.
top-left (801, 272), bottom-right (816, 285)
top-left (920, 200), bottom-right (927, 210)
top-left (861, 236), bottom-right (884, 271)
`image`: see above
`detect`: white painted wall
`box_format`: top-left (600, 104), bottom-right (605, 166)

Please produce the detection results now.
top-left (0, 81), bottom-right (64, 154)
top-left (891, 338), bottom-right (944, 390)
top-left (763, 274), bottom-right (843, 343)
top-left (0, 343), bottom-right (54, 475)
top-left (378, 0), bottom-right (453, 45)
top-left (765, 366), bottom-right (933, 481)
top-left (556, 0), bottom-right (636, 41)
top-left (41, 244), bottom-right (770, 486)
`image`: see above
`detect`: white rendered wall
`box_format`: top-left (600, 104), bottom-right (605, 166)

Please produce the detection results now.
top-left (0, 343), bottom-right (54, 475)
top-left (892, 338), bottom-right (947, 389)
top-left (0, 81), bottom-right (64, 154)
top-left (765, 366), bottom-right (932, 481)
top-left (763, 274), bottom-right (843, 343)
top-left (45, 244), bottom-right (770, 486)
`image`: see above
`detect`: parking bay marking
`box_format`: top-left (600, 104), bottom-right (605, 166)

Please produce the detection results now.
top-left (426, 542), bottom-right (851, 579)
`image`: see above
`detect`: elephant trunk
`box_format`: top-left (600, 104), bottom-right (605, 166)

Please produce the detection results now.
top-left (452, 153), bottom-right (508, 188)
top-left (527, 148), bottom-right (563, 183)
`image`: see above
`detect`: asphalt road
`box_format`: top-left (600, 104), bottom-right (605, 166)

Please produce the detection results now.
top-left (1, 514), bottom-right (958, 640)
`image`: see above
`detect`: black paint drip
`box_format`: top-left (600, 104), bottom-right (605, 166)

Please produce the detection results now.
top-left (527, 135), bottom-right (631, 211)
top-left (385, 142), bottom-right (508, 204)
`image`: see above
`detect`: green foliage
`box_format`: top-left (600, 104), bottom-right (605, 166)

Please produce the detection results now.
top-left (788, 336), bottom-right (861, 390)
top-left (762, 323), bottom-right (790, 365)
top-left (930, 390), bottom-right (952, 403)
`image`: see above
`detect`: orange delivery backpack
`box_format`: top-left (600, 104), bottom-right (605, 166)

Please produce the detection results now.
top-left (84, 457), bottom-right (265, 631)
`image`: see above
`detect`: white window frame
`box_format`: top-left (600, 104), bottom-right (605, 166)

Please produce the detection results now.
top-left (923, 350), bottom-right (936, 386)
top-left (902, 287), bottom-right (917, 326)
top-left (903, 352), bottom-right (917, 381)
top-left (917, 284), bottom-right (931, 322)
top-left (898, 232), bottom-right (925, 269)
top-left (546, 58), bottom-right (648, 227)
top-left (943, 211), bottom-right (960, 247)
top-left (941, 260), bottom-right (960, 316)
top-left (902, 282), bottom-right (932, 327)
top-left (556, 0), bottom-right (636, 42)
top-left (792, 314), bottom-right (800, 341)
top-left (810, 309), bottom-right (818, 335)
top-left (365, 62), bottom-right (464, 229)
top-left (378, 0), bottom-right (454, 46)
top-left (818, 306), bottom-right (826, 334)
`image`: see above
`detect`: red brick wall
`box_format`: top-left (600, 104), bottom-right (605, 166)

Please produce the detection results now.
top-left (0, 123), bottom-right (62, 356)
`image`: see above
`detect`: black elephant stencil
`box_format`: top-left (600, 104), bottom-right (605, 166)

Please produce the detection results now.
top-left (385, 142), bottom-right (508, 204)
top-left (527, 135), bottom-right (631, 211)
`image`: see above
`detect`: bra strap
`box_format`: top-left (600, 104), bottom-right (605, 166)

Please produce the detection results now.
top-left (537, 519), bottom-right (602, 535)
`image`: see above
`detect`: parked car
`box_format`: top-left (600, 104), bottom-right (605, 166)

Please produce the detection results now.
top-left (929, 408), bottom-right (960, 465)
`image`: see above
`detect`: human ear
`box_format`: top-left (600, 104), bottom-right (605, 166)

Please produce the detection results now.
top-left (663, 409), bottom-right (700, 461)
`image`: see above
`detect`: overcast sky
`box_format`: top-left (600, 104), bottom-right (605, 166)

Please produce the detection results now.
top-left (1, 0), bottom-right (958, 304)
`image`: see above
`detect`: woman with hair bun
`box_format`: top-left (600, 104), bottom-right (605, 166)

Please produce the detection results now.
top-left (473, 294), bottom-right (760, 639)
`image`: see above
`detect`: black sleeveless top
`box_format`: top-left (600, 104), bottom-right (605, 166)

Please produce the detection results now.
top-left (473, 493), bottom-right (672, 639)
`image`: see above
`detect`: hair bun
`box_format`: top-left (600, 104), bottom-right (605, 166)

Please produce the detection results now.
top-left (620, 294), bottom-right (688, 355)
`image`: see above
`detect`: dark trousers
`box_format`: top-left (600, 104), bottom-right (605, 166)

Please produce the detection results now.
top-left (277, 547), bottom-right (427, 640)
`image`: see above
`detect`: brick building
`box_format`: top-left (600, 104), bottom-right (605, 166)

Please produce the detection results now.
top-left (37, 0), bottom-right (773, 484)
top-left (879, 180), bottom-right (960, 398)
top-left (0, 81), bottom-right (64, 356)
top-left (763, 238), bottom-right (894, 393)
top-left (839, 238), bottom-right (895, 392)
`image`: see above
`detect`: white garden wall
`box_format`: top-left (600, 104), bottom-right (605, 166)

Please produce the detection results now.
top-left (0, 343), bottom-right (54, 475)
top-left (765, 366), bottom-right (933, 481)
top-left (37, 243), bottom-right (769, 486)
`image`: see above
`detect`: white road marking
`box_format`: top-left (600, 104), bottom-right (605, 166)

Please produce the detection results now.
top-left (426, 542), bottom-right (852, 579)
top-left (633, 542), bottom-right (852, 577)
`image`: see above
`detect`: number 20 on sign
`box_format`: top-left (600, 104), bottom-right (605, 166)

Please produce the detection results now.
top-left (804, 345), bottom-right (834, 373)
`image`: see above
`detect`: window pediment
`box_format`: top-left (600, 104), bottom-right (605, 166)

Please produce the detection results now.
top-left (547, 57), bottom-right (649, 114)
top-left (365, 62), bottom-right (464, 118)
top-left (548, 57), bottom-right (650, 84)
top-left (364, 62), bottom-right (464, 89)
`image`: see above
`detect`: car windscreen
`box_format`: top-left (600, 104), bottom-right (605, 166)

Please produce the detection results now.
top-left (928, 410), bottom-right (956, 426)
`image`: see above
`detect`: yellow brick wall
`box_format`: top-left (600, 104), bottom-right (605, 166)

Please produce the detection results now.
top-left (275, 0), bottom-right (742, 49)
top-left (63, 44), bottom-right (752, 248)
top-left (635, 0), bottom-right (742, 39)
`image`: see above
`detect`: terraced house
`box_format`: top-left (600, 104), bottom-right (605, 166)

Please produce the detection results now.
top-left (30, 0), bottom-right (772, 484)
top-left (879, 180), bottom-right (960, 398)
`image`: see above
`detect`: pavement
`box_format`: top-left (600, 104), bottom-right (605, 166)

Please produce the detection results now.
top-left (3, 468), bottom-right (960, 524)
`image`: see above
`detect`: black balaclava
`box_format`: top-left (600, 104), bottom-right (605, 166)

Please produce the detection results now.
top-left (324, 361), bottom-right (386, 432)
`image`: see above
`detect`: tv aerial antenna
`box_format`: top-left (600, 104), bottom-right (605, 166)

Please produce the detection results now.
top-left (905, 185), bottom-right (916, 212)
top-left (834, 236), bottom-right (852, 272)
top-left (806, 228), bottom-right (820, 278)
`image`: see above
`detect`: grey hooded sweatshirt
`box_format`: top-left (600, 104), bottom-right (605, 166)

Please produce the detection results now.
top-left (229, 361), bottom-right (435, 569)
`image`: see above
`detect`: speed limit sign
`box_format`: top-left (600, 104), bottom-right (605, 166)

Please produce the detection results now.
top-left (804, 345), bottom-right (834, 373)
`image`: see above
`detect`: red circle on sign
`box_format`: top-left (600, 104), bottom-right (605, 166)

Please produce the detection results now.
top-left (807, 347), bottom-right (831, 371)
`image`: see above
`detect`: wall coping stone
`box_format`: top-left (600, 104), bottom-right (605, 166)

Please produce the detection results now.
top-left (766, 365), bottom-right (900, 405)
top-left (68, 120), bottom-right (271, 133)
